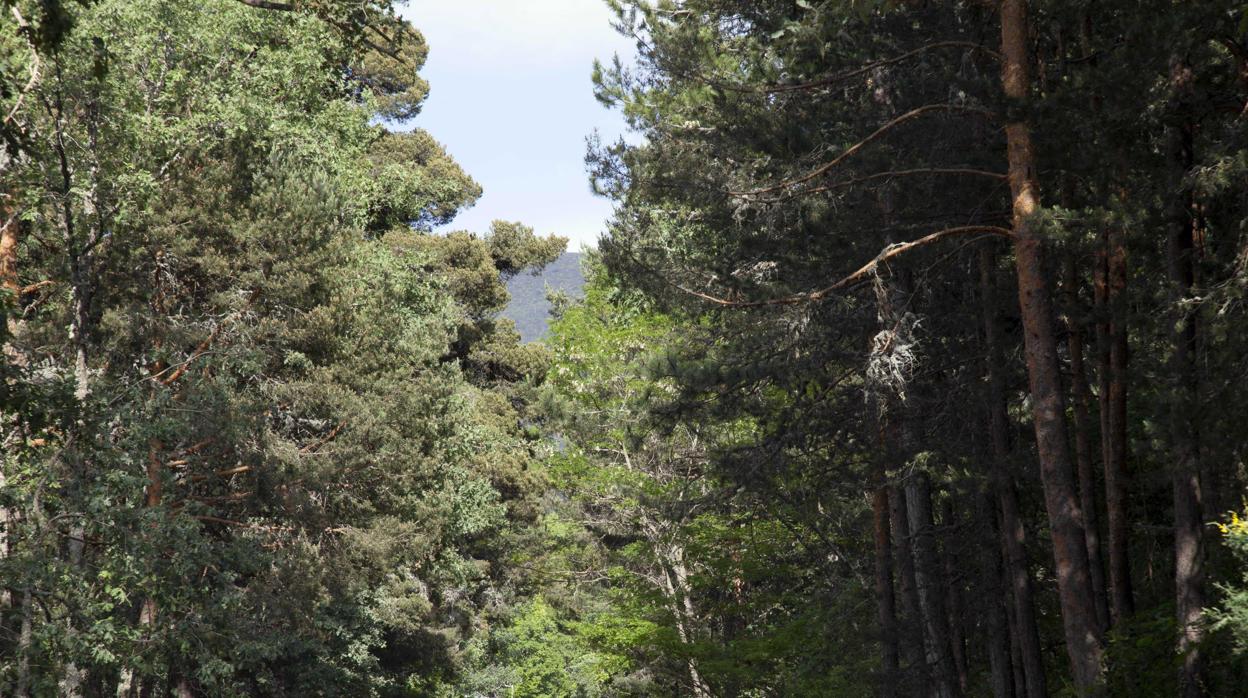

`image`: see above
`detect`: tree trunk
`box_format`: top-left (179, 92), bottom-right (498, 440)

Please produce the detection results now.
top-left (118, 440), bottom-right (167, 697)
top-left (651, 534), bottom-right (712, 698)
top-left (906, 477), bottom-right (961, 698)
top-left (874, 486), bottom-right (901, 697)
top-left (1167, 67), bottom-right (1205, 698)
top-left (16, 588), bottom-right (32, 698)
top-left (1103, 225), bottom-right (1134, 625)
top-left (940, 501), bottom-right (970, 693)
top-left (1005, 592), bottom-right (1026, 698)
top-left (977, 490), bottom-right (1015, 698)
top-left (999, 0), bottom-right (1104, 689)
top-left (890, 485), bottom-right (927, 691)
top-left (1063, 255), bottom-right (1110, 634)
top-left (980, 246), bottom-right (1047, 698)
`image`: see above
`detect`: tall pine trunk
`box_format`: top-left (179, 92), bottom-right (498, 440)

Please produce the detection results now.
top-left (1063, 255), bottom-right (1111, 633)
top-left (874, 486), bottom-right (901, 697)
top-left (977, 490), bottom-right (1016, 698)
top-left (906, 477), bottom-right (961, 698)
top-left (890, 485), bottom-right (927, 691)
top-left (1103, 225), bottom-right (1134, 624)
top-left (999, 0), bottom-right (1104, 689)
top-left (940, 500), bottom-right (970, 693)
top-left (1167, 61), bottom-right (1205, 698)
top-left (979, 246), bottom-right (1047, 698)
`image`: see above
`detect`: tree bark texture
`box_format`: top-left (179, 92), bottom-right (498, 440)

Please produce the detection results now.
top-left (940, 500), bottom-right (970, 693)
top-left (980, 245), bottom-right (1048, 698)
top-left (874, 487), bottom-right (901, 697)
top-left (906, 477), bottom-right (961, 698)
top-left (1063, 255), bottom-right (1110, 634)
top-left (977, 490), bottom-right (1016, 698)
top-left (890, 485), bottom-right (927, 691)
top-left (999, 0), bottom-right (1104, 689)
top-left (1167, 67), bottom-right (1205, 698)
top-left (1103, 225), bottom-right (1134, 625)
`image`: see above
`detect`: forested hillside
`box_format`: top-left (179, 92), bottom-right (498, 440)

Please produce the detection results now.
top-left (2, 1), bottom-right (1248, 697)
top-left (502, 252), bottom-right (584, 342)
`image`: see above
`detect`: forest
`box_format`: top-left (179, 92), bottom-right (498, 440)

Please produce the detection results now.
top-left (2, 0), bottom-right (1248, 696)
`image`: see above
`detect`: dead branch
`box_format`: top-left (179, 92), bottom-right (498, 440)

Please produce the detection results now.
top-left (754, 167), bottom-right (1008, 203)
top-left (300, 421), bottom-right (347, 454)
top-left (670, 225), bottom-right (1013, 308)
top-left (159, 323), bottom-right (223, 387)
top-left (730, 105), bottom-right (996, 197)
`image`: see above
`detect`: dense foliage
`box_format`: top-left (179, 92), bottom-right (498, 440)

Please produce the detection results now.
top-left (1, 1), bottom-right (563, 694)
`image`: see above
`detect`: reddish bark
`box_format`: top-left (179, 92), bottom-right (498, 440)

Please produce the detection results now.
top-left (999, 0), bottom-right (1104, 688)
top-left (0, 205), bottom-right (17, 295)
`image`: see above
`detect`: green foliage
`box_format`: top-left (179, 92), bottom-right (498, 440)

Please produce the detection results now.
top-left (1213, 513), bottom-right (1248, 654)
top-left (0, 0), bottom-right (563, 694)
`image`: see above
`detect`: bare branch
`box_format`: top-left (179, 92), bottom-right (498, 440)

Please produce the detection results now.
top-left (300, 421), bottom-right (347, 454)
top-left (755, 167), bottom-right (1008, 204)
top-left (234, 0), bottom-right (296, 10)
top-left (730, 105), bottom-right (996, 197)
top-left (19, 280), bottom-right (55, 295)
top-left (4, 7), bottom-right (41, 129)
top-left (159, 323), bottom-right (223, 387)
top-left (670, 225), bottom-right (1013, 308)
top-left (762, 41), bottom-right (1002, 95)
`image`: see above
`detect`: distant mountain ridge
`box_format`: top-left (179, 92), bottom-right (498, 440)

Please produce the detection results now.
top-left (502, 252), bottom-right (585, 342)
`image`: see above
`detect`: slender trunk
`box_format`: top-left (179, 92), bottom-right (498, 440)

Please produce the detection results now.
top-left (1167, 69), bottom-right (1204, 698)
top-left (118, 440), bottom-right (167, 697)
top-left (1063, 256), bottom-right (1110, 634)
top-left (1005, 587), bottom-right (1026, 698)
top-left (49, 69), bottom-right (91, 695)
top-left (999, 0), bottom-right (1104, 689)
top-left (651, 534), bottom-right (711, 698)
top-left (1094, 234), bottom-right (1111, 518)
top-left (1103, 225), bottom-right (1134, 624)
top-left (53, 98), bottom-right (90, 404)
top-left (16, 588), bottom-right (32, 698)
top-left (980, 246), bottom-right (1047, 698)
top-left (671, 560), bottom-right (712, 698)
top-left (874, 487), bottom-right (901, 697)
top-left (1082, 10), bottom-right (1126, 627)
top-left (978, 491), bottom-right (1015, 698)
top-left (940, 501), bottom-right (969, 693)
top-left (0, 467), bottom-right (8, 611)
top-left (890, 485), bottom-right (927, 691)
top-left (906, 477), bottom-right (960, 698)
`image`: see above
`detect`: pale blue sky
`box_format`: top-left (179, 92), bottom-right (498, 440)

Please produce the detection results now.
top-left (398, 1), bottom-right (636, 250)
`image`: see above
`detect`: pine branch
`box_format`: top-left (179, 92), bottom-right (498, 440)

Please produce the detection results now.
top-left (159, 323), bottom-right (224, 387)
top-left (730, 105), bottom-right (996, 197)
top-left (234, 0), bottom-right (297, 11)
top-left (754, 167), bottom-right (1008, 203)
top-left (668, 225), bottom-right (1013, 308)
top-left (762, 41), bottom-right (1002, 94)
